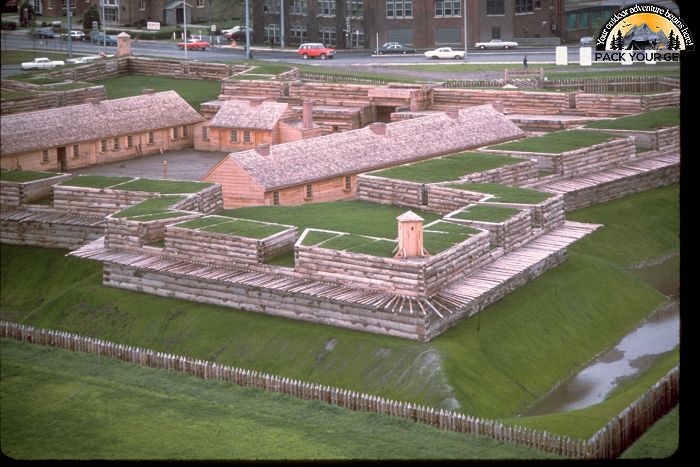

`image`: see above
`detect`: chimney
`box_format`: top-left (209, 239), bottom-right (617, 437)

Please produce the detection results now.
top-left (302, 100), bottom-right (314, 129)
top-left (445, 108), bottom-right (460, 119)
top-left (368, 122), bottom-right (387, 136)
top-left (142, 88), bottom-right (155, 95)
top-left (249, 97), bottom-right (265, 107)
top-left (255, 144), bottom-right (271, 157)
top-left (395, 211), bottom-right (427, 258)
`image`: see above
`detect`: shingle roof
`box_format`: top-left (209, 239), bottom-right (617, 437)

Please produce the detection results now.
top-left (209, 100), bottom-right (291, 130)
top-left (1, 90), bottom-right (203, 156)
top-left (227, 105), bottom-right (524, 191)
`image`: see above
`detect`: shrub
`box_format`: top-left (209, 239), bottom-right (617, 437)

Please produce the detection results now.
top-left (1, 21), bottom-right (18, 30)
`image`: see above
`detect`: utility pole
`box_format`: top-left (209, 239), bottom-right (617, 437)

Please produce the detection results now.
top-left (183, 0), bottom-right (188, 60)
top-left (67, 0), bottom-right (72, 59)
top-left (208, 0), bottom-right (213, 44)
top-left (463, 0), bottom-right (468, 61)
top-left (244, 0), bottom-right (250, 59)
top-left (280, 0), bottom-right (284, 48)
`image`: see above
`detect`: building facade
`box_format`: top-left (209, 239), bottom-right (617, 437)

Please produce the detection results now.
top-left (254, 0), bottom-right (564, 50)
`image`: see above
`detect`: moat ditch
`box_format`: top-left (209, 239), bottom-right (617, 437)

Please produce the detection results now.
top-left (521, 253), bottom-right (679, 416)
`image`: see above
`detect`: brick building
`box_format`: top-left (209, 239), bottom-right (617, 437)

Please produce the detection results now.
top-left (1, 90), bottom-right (203, 172)
top-left (254, 0), bottom-right (564, 50)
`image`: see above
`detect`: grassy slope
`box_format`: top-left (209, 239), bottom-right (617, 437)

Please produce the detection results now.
top-left (621, 406), bottom-right (679, 459)
top-left (0, 339), bottom-right (554, 461)
top-left (0, 186), bottom-right (679, 422)
top-left (584, 107), bottom-right (680, 131)
top-left (91, 75), bottom-right (221, 108)
top-left (487, 130), bottom-right (617, 154)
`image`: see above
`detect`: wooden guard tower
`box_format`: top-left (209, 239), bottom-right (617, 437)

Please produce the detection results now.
top-left (395, 211), bottom-right (428, 258)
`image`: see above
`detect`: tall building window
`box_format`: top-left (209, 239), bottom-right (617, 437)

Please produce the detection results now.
top-left (305, 184), bottom-right (313, 200)
top-left (348, 29), bottom-right (364, 48)
top-left (42, 150), bottom-right (49, 163)
top-left (346, 0), bottom-right (363, 18)
top-left (319, 27), bottom-right (337, 46)
top-left (139, 0), bottom-right (145, 10)
top-left (486, 0), bottom-right (505, 15)
top-left (113, 137), bottom-right (120, 150)
top-left (435, 1), bottom-right (461, 17)
top-left (290, 24), bottom-right (308, 44)
top-left (72, 144), bottom-right (80, 158)
top-left (386, 0), bottom-right (412, 19)
top-left (171, 128), bottom-right (178, 140)
top-left (515, 0), bottom-right (534, 14)
top-left (126, 136), bottom-right (133, 148)
top-left (492, 26), bottom-right (501, 39)
top-left (182, 126), bottom-right (189, 138)
top-left (264, 24), bottom-right (280, 44)
top-left (317, 0), bottom-right (335, 16)
top-left (243, 130), bottom-right (252, 143)
top-left (290, 0), bottom-right (307, 15)
top-left (263, 0), bottom-right (279, 14)
top-left (344, 175), bottom-right (351, 191)
top-left (100, 140), bottom-right (107, 152)
top-left (202, 127), bottom-right (210, 141)
top-left (147, 131), bottom-right (154, 144)
top-left (196, 0), bottom-right (204, 7)
top-left (272, 191), bottom-right (280, 205)
top-left (47, 0), bottom-right (53, 9)
top-left (231, 129), bottom-right (238, 142)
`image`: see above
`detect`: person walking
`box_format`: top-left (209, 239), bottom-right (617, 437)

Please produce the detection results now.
top-left (523, 55), bottom-right (528, 70)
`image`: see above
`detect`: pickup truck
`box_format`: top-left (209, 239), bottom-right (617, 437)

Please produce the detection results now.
top-left (177, 39), bottom-right (210, 50)
top-left (21, 57), bottom-right (66, 70)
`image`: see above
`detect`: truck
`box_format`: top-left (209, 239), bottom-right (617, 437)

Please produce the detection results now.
top-left (21, 57), bottom-right (66, 70)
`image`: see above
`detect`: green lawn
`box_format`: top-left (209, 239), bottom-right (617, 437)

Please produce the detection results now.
top-left (0, 338), bottom-right (554, 460)
top-left (451, 205), bottom-right (521, 223)
top-left (0, 49), bottom-right (70, 66)
top-left (621, 406), bottom-right (679, 459)
top-left (369, 152), bottom-right (525, 184)
top-left (0, 185), bottom-right (679, 436)
top-left (446, 183), bottom-right (555, 204)
top-left (0, 169), bottom-right (58, 183)
top-left (58, 175), bottom-right (134, 188)
top-left (199, 219), bottom-right (289, 239)
top-left (222, 200), bottom-right (441, 239)
top-left (111, 196), bottom-right (185, 219)
top-left (585, 107), bottom-right (680, 131)
top-left (487, 130), bottom-right (618, 154)
top-left (91, 75), bottom-right (221, 109)
top-left (115, 179), bottom-right (213, 194)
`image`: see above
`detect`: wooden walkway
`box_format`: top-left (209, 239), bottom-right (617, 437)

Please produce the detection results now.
top-left (71, 221), bottom-right (598, 320)
top-left (531, 152), bottom-right (679, 196)
top-left (0, 209), bottom-right (106, 227)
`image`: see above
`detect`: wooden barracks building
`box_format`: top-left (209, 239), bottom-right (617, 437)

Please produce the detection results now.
top-left (255, 0), bottom-right (565, 50)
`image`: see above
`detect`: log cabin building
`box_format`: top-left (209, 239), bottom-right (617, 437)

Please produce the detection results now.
top-left (0, 90), bottom-right (203, 172)
top-left (201, 104), bottom-right (524, 208)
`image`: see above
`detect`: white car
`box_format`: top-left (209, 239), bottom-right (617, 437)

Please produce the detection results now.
top-left (424, 47), bottom-right (464, 60)
top-left (21, 57), bottom-right (66, 70)
top-left (65, 30), bottom-right (86, 41)
top-left (66, 55), bottom-right (101, 64)
top-left (475, 39), bottom-right (519, 49)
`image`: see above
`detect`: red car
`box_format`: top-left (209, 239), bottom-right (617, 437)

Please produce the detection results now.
top-left (297, 43), bottom-right (336, 60)
top-left (177, 39), bottom-right (210, 50)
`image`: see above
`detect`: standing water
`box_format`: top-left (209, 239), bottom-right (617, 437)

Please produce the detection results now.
top-left (522, 254), bottom-right (679, 416)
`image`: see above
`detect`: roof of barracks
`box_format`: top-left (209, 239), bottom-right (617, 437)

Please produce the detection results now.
top-left (1, 90), bottom-right (203, 156)
top-left (207, 100), bottom-right (293, 130)
top-left (222, 105), bottom-right (524, 191)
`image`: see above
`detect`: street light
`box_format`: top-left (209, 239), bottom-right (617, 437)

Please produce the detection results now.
top-left (463, 0), bottom-right (468, 61)
top-left (244, 0), bottom-right (250, 59)
top-left (183, 0), bottom-right (188, 60)
top-left (67, 0), bottom-right (72, 59)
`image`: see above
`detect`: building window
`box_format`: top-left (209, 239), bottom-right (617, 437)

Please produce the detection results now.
top-left (290, 0), bottom-right (307, 15)
top-left (344, 175), bottom-right (351, 191)
top-left (305, 184), bottom-right (313, 200)
top-left (317, 0), bottom-right (335, 16)
top-left (147, 131), bottom-right (154, 144)
top-left (100, 140), bottom-right (107, 152)
top-left (346, 0), bottom-right (363, 18)
top-left (290, 24), bottom-right (308, 44)
top-left (126, 135), bottom-right (133, 148)
top-left (492, 26), bottom-right (501, 39)
top-left (171, 128), bottom-right (178, 140)
top-left (435, 1), bottom-right (460, 17)
top-left (243, 130), bottom-right (251, 143)
top-left (265, 24), bottom-right (280, 44)
top-left (202, 127), bottom-right (210, 141)
top-left (47, 0), bottom-right (53, 9)
top-left (349, 29), bottom-right (364, 48)
top-left (61, 0), bottom-right (77, 8)
top-left (42, 150), bottom-right (49, 163)
top-left (263, 0), bottom-right (279, 14)
top-left (104, 6), bottom-right (118, 22)
top-left (386, 0), bottom-right (412, 19)
top-left (272, 191), bottom-right (280, 205)
top-left (113, 137), bottom-right (120, 150)
top-left (139, 0), bottom-right (145, 10)
top-left (196, 0), bottom-right (204, 7)
top-left (182, 126), bottom-right (189, 138)
top-left (319, 27), bottom-right (337, 47)
top-left (534, 0), bottom-right (541, 8)
top-left (231, 129), bottom-right (238, 142)
top-left (486, 0), bottom-right (504, 15)
top-left (515, 0), bottom-right (534, 14)
top-left (72, 144), bottom-right (79, 158)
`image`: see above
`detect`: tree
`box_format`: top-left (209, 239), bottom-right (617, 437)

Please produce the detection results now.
top-left (18, 1), bottom-right (36, 28)
top-left (667, 30), bottom-right (676, 50)
top-left (83, 4), bottom-right (101, 31)
top-left (615, 30), bottom-right (624, 50)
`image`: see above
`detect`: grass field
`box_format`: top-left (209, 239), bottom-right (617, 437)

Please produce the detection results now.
top-left (0, 169), bottom-right (58, 182)
top-left (58, 175), bottom-right (134, 188)
top-left (0, 50), bottom-right (70, 65)
top-left (451, 205), bottom-right (521, 223)
top-left (369, 152), bottom-right (525, 183)
top-left (446, 183), bottom-right (555, 204)
top-left (621, 406), bottom-right (679, 459)
top-left (0, 338), bottom-right (555, 460)
top-left (487, 130), bottom-right (618, 154)
top-left (91, 75), bottom-right (221, 109)
top-left (585, 107), bottom-right (680, 131)
top-left (111, 196), bottom-right (184, 219)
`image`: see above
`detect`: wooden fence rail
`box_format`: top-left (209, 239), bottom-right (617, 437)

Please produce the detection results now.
top-left (0, 320), bottom-right (678, 459)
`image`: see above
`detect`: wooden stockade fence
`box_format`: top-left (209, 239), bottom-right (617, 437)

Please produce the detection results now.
top-left (0, 320), bottom-right (678, 459)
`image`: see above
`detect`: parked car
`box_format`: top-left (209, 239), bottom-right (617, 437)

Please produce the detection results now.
top-left (223, 26), bottom-right (252, 41)
top-left (580, 36), bottom-right (593, 47)
top-left (297, 43), bottom-right (336, 60)
top-left (177, 39), bottom-right (210, 50)
top-left (424, 47), bottom-right (464, 60)
top-left (63, 30), bottom-right (86, 41)
top-left (474, 39), bottom-right (519, 49)
top-left (374, 42), bottom-right (416, 55)
top-left (90, 32), bottom-right (118, 46)
top-left (33, 27), bottom-right (55, 39)
top-left (66, 55), bottom-right (101, 64)
top-left (21, 57), bottom-right (65, 70)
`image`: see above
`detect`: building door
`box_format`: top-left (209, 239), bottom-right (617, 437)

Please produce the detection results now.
top-left (57, 146), bottom-right (67, 171)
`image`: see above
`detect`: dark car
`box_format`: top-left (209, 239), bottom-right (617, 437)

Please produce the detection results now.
top-left (90, 31), bottom-right (118, 46)
top-left (374, 42), bottom-right (416, 55)
top-left (33, 27), bottom-right (55, 39)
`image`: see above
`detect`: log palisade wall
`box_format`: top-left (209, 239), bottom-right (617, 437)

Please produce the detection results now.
top-left (105, 213), bottom-right (201, 250)
top-left (0, 321), bottom-right (679, 460)
top-left (477, 195), bottom-right (566, 232)
top-left (0, 173), bottom-right (72, 208)
top-left (446, 210), bottom-right (532, 252)
top-left (53, 186), bottom-right (153, 216)
top-left (0, 86), bottom-right (107, 116)
top-left (457, 160), bottom-right (538, 186)
top-left (0, 208), bottom-right (105, 249)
